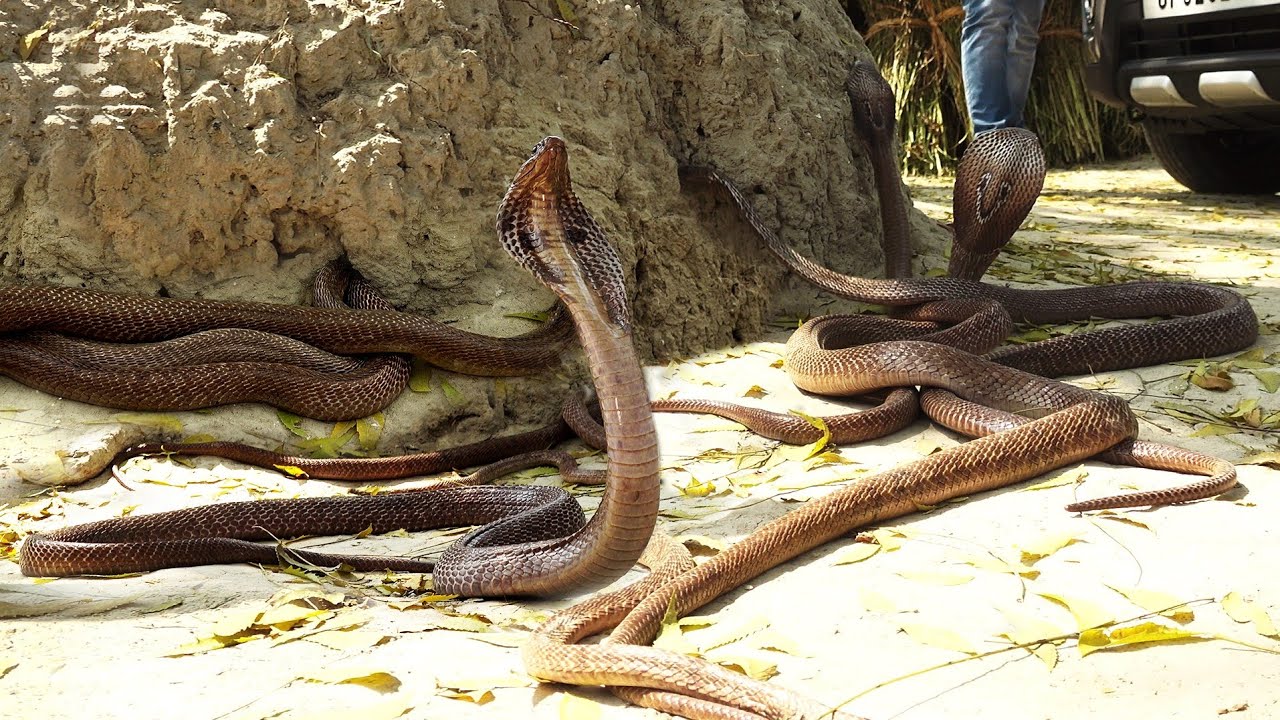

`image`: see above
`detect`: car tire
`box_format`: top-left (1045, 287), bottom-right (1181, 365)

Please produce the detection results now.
top-left (1142, 125), bottom-right (1280, 195)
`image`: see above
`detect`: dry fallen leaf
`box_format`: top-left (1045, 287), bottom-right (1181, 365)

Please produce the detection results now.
top-left (1078, 620), bottom-right (1206, 656)
top-left (435, 674), bottom-right (534, 704)
top-left (560, 692), bottom-right (605, 720)
top-left (1036, 590), bottom-right (1116, 632)
top-left (1106, 585), bottom-right (1196, 624)
top-left (832, 543), bottom-right (880, 566)
top-left (299, 666), bottom-right (402, 692)
top-left (1222, 592), bottom-right (1278, 637)
top-left (898, 622), bottom-right (978, 655)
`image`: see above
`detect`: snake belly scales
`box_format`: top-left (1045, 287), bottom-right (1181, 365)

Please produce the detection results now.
top-left (12, 58), bottom-right (1258, 720)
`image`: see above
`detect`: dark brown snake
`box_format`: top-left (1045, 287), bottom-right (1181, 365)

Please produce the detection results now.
top-left (15, 60), bottom-right (1257, 720)
top-left (21, 137), bottom-right (662, 598)
top-left (0, 263), bottom-right (573, 421)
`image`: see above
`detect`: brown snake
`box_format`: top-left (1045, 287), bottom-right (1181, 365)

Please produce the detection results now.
top-left (0, 261), bottom-right (573, 421)
top-left (518, 63), bottom-right (1255, 720)
top-left (21, 137), bottom-right (662, 598)
top-left (15, 59), bottom-right (1258, 720)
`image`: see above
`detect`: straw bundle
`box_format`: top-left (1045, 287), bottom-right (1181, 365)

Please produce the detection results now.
top-left (847, 0), bottom-right (1145, 172)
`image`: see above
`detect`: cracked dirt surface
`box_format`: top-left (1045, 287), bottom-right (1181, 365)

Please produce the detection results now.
top-left (1, 158), bottom-right (1278, 720)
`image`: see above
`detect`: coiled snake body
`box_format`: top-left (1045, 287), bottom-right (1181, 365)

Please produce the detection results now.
top-left (20, 138), bottom-right (660, 598)
top-left (12, 60), bottom-right (1259, 720)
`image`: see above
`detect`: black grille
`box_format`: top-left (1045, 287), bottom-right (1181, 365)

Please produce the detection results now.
top-left (1122, 9), bottom-right (1280, 62)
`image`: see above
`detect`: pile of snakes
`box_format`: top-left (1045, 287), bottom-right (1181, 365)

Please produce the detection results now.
top-left (6, 61), bottom-right (1257, 720)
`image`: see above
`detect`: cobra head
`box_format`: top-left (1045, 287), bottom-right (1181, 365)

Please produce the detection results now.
top-left (949, 128), bottom-right (1045, 281)
top-left (845, 59), bottom-right (897, 147)
top-left (497, 137), bottom-right (631, 332)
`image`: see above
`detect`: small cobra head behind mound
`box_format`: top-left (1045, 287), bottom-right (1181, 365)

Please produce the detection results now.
top-left (845, 59), bottom-right (897, 146)
top-left (846, 59), bottom-right (914, 279)
top-left (498, 137), bottom-right (631, 333)
top-left (950, 127), bottom-right (1046, 281)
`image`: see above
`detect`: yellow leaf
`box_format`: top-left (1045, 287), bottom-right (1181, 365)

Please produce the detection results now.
top-left (1249, 370), bottom-right (1280, 393)
top-left (832, 543), bottom-right (880, 565)
top-left (679, 477), bottom-right (716, 497)
top-left (1036, 591), bottom-right (1116, 632)
top-left (304, 630), bottom-right (391, 651)
top-left (1190, 368), bottom-right (1234, 391)
top-left (653, 595), bottom-right (700, 655)
top-left (209, 608), bottom-right (268, 638)
top-left (440, 377), bottom-right (463, 404)
top-left (300, 666), bottom-right (402, 692)
top-left (435, 673), bottom-right (534, 703)
top-left (866, 527), bottom-right (912, 551)
top-left (707, 652), bottom-right (778, 680)
top-left (1078, 621), bottom-right (1206, 656)
top-left (1189, 424), bottom-right (1239, 438)
top-left (960, 552), bottom-right (1039, 579)
top-left (741, 385), bottom-right (769, 399)
top-left (429, 614), bottom-right (493, 633)
top-left (258, 604), bottom-right (331, 629)
top-left (898, 623), bottom-right (978, 655)
top-left (274, 464), bottom-right (308, 478)
top-left (805, 451), bottom-right (856, 470)
top-left (751, 629), bottom-right (810, 657)
top-left (357, 413), bottom-right (385, 451)
top-left (1240, 451), bottom-right (1280, 469)
top-left (791, 411), bottom-right (832, 459)
top-left (277, 410), bottom-right (309, 437)
top-left (559, 692), bottom-right (604, 720)
top-left (19, 21), bottom-right (53, 61)
top-left (409, 359), bottom-right (433, 392)
top-left (694, 615), bottom-right (771, 653)
top-left (1106, 585), bottom-right (1196, 624)
top-left (896, 569), bottom-right (973, 586)
top-left (1222, 592), bottom-right (1278, 637)
top-left (1019, 530), bottom-right (1083, 564)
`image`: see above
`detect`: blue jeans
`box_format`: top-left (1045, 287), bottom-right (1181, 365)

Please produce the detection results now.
top-left (960, 0), bottom-right (1047, 135)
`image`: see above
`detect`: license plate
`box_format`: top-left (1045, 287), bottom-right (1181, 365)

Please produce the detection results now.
top-left (1143, 0), bottom-right (1280, 18)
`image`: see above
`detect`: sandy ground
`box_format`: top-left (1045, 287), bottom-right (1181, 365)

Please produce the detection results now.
top-left (2, 158), bottom-right (1279, 720)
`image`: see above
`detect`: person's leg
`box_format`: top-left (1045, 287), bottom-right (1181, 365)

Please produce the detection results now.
top-left (961, 0), bottom-right (1014, 134)
top-left (1005, 0), bottom-right (1048, 128)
